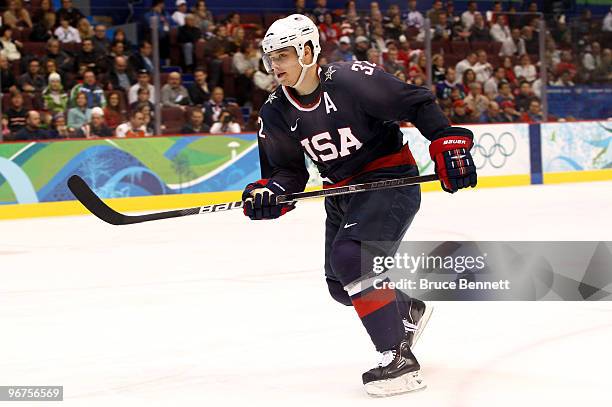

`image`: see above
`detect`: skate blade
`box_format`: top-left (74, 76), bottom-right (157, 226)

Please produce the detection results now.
top-left (364, 370), bottom-right (427, 397)
top-left (411, 305), bottom-right (434, 350)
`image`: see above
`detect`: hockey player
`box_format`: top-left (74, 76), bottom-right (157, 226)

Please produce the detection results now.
top-left (242, 14), bottom-right (477, 396)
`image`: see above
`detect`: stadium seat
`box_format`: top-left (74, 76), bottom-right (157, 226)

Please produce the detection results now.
top-left (194, 40), bottom-right (208, 68)
top-left (410, 41), bottom-right (424, 50)
top-left (161, 106), bottom-right (185, 121)
top-left (13, 27), bottom-right (32, 42)
top-left (161, 66), bottom-right (182, 73)
top-left (169, 27), bottom-right (182, 66)
top-left (444, 54), bottom-right (462, 69)
top-left (450, 41), bottom-right (470, 57)
top-left (431, 40), bottom-right (450, 54)
top-left (21, 42), bottom-right (47, 58)
top-left (159, 72), bottom-right (171, 85)
top-left (263, 13), bottom-right (286, 28)
top-left (221, 55), bottom-right (236, 98)
top-left (10, 60), bottom-right (21, 78)
top-left (61, 42), bottom-right (80, 55)
top-left (240, 14), bottom-right (263, 25)
top-left (162, 125), bottom-right (183, 135)
top-left (488, 55), bottom-right (501, 68)
top-left (470, 41), bottom-right (490, 53)
top-left (161, 107), bottom-right (186, 134)
top-left (490, 42), bottom-right (503, 56)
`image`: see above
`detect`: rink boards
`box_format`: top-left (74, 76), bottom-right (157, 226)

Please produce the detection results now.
top-left (0, 120), bottom-right (611, 219)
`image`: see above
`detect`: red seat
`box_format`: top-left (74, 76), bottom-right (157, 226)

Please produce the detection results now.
top-left (444, 54), bottom-right (462, 69)
top-left (221, 55), bottom-right (235, 97)
top-left (161, 106), bottom-right (187, 134)
top-left (159, 72), bottom-right (170, 86)
top-left (410, 41), bottom-right (424, 50)
top-left (162, 124), bottom-right (183, 135)
top-left (264, 13), bottom-right (286, 28)
top-left (161, 106), bottom-right (185, 122)
top-left (451, 41), bottom-right (470, 56)
top-left (61, 42), bottom-right (80, 54)
top-left (169, 27), bottom-right (181, 66)
top-left (470, 41), bottom-right (490, 53)
top-left (488, 55), bottom-right (501, 68)
top-left (240, 14), bottom-right (263, 25)
top-left (490, 41), bottom-right (503, 56)
top-left (194, 40), bottom-right (208, 68)
top-left (10, 60), bottom-right (21, 78)
top-left (431, 40), bottom-right (450, 54)
top-left (13, 27), bottom-right (32, 42)
top-left (21, 42), bottom-right (47, 57)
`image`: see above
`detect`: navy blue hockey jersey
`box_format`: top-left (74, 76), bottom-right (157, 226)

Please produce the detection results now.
top-left (257, 61), bottom-right (450, 193)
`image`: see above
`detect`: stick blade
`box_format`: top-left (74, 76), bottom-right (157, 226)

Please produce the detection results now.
top-left (67, 175), bottom-right (126, 225)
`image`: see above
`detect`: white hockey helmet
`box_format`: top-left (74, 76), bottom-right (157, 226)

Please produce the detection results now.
top-left (261, 14), bottom-right (321, 85)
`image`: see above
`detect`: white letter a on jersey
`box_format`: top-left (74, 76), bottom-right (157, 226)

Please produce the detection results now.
top-left (324, 92), bottom-right (337, 114)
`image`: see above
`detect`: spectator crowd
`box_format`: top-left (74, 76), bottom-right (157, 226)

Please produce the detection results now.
top-left (0, 0), bottom-right (610, 141)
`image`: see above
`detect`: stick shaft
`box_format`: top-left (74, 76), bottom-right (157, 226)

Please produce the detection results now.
top-left (68, 173), bottom-right (438, 225)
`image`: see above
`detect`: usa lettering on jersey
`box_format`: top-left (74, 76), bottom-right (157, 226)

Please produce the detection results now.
top-left (300, 127), bottom-right (363, 162)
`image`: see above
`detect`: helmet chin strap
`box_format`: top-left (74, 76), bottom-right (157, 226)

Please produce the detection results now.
top-left (291, 55), bottom-right (316, 89)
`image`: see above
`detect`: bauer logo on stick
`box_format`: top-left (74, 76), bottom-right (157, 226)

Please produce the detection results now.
top-left (199, 201), bottom-right (244, 214)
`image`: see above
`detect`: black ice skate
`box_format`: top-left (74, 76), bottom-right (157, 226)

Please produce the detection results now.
top-left (362, 339), bottom-right (426, 397)
top-left (402, 298), bottom-right (433, 349)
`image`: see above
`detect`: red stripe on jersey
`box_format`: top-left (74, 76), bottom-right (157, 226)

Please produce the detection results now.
top-left (284, 86), bottom-right (322, 109)
top-left (352, 287), bottom-right (397, 319)
top-left (323, 144), bottom-right (417, 189)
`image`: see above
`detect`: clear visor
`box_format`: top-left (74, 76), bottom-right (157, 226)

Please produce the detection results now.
top-left (262, 53), bottom-right (274, 73)
top-left (262, 46), bottom-right (300, 74)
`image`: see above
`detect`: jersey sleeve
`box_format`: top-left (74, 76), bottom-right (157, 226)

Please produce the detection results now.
top-left (340, 63), bottom-right (451, 141)
top-left (257, 106), bottom-right (309, 194)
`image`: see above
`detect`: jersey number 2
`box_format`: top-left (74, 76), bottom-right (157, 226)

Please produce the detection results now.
top-left (300, 128), bottom-right (363, 162)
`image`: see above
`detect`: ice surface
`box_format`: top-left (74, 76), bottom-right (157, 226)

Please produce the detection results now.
top-left (1, 182), bottom-right (611, 406)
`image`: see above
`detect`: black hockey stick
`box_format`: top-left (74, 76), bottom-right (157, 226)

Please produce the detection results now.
top-left (67, 173), bottom-right (438, 226)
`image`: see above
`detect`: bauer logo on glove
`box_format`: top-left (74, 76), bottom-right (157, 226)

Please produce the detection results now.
top-left (429, 127), bottom-right (478, 193)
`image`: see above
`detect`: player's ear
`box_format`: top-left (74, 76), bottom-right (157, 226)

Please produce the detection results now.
top-left (303, 42), bottom-right (314, 64)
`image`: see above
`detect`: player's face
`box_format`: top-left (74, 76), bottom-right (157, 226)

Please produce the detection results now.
top-left (266, 47), bottom-right (301, 87)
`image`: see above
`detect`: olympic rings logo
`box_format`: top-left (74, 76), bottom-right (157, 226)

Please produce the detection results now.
top-left (472, 132), bottom-right (517, 169)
